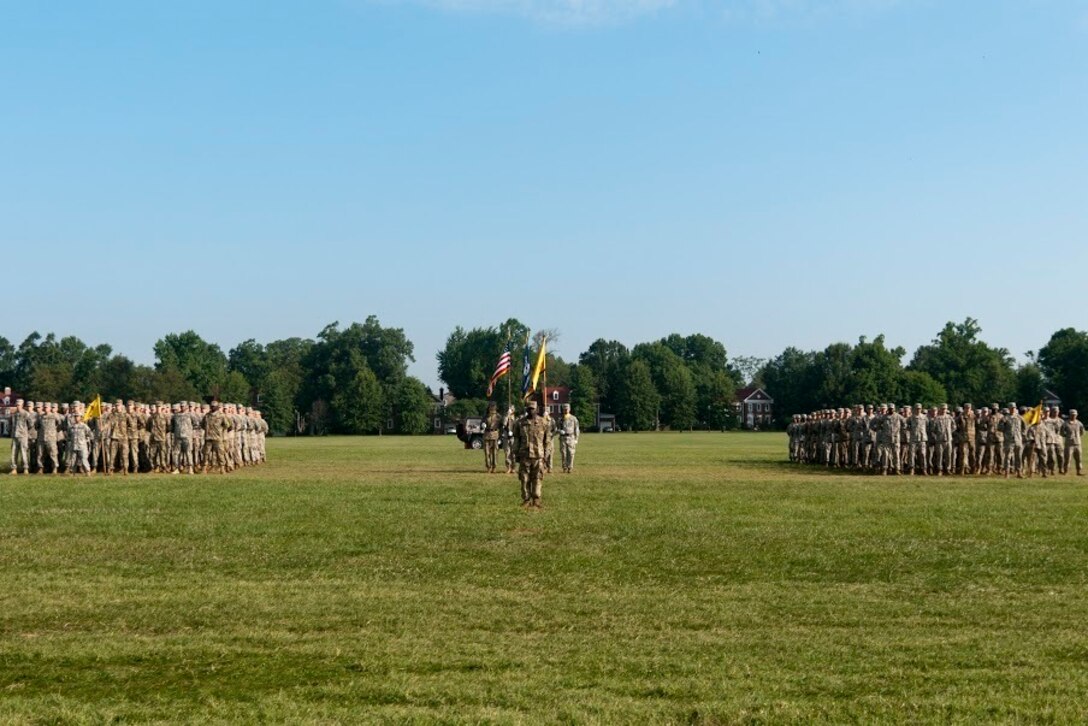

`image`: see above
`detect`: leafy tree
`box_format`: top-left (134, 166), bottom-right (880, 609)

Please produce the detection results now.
top-left (898, 370), bottom-right (946, 408)
top-left (154, 331), bottom-right (230, 395)
top-left (660, 362), bottom-right (696, 430)
top-left (578, 339), bottom-right (630, 413)
top-left (0, 336), bottom-right (15, 384)
top-left (1014, 361), bottom-right (1046, 408)
top-left (729, 355), bottom-right (767, 388)
top-left (333, 366), bottom-right (385, 434)
top-left (437, 318), bottom-right (530, 407)
top-left (908, 319), bottom-right (1015, 406)
top-left (300, 318), bottom-right (416, 434)
top-left (762, 347), bottom-right (819, 426)
top-left (840, 335), bottom-right (902, 404)
top-left (1038, 328), bottom-right (1088, 411)
top-left (391, 377), bottom-right (433, 434)
top-left (695, 369), bottom-right (735, 430)
top-left (615, 359), bottom-right (660, 431)
top-left (567, 364), bottom-right (598, 430)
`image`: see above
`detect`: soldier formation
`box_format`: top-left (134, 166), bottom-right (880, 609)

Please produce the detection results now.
top-left (788, 403), bottom-right (1084, 478)
top-left (7, 398), bottom-right (268, 476)
top-left (482, 401), bottom-right (580, 507)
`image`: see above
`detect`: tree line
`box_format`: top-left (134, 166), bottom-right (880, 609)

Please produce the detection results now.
top-left (0, 316), bottom-right (433, 436)
top-left (8, 316), bottom-right (1085, 435)
top-left (759, 319), bottom-right (1088, 427)
top-left (437, 319), bottom-right (742, 431)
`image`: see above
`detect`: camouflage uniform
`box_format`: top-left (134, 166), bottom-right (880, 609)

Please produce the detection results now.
top-left (482, 406), bottom-right (502, 473)
top-left (1062, 411), bottom-right (1084, 476)
top-left (148, 406), bottom-right (171, 472)
top-left (999, 407), bottom-right (1024, 477)
top-left (171, 405), bottom-right (195, 474)
top-left (559, 406), bottom-right (580, 473)
top-left (1045, 410), bottom-right (1064, 475)
top-left (502, 407), bottom-right (517, 474)
top-left (9, 405), bottom-right (32, 474)
top-left (202, 405), bottom-right (233, 473)
top-left (907, 406), bottom-right (928, 475)
top-left (933, 407), bottom-right (955, 475)
top-left (37, 409), bottom-right (64, 474)
top-left (513, 402), bottom-right (548, 507)
top-left (67, 421), bottom-right (93, 475)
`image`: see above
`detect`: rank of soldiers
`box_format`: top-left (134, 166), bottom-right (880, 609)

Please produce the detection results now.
top-left (7, 398), bottom-right (269, 476)
top-left (787, 403), bottom-right (1085, 478)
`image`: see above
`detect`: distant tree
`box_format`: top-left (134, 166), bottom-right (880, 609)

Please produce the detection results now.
top-left (847, 335), bottom-right (905, 405)
top-left (0, 336), bottom-right (15, 384)
top-left (1014, 360), bottom-right (1046, 408)
top-left (567, 364), bottom-right (598, 430)
top-left (1038, 329), bottom-right (1088, 410)
top-left (898, 370), bottom-right (947, 408)
top-left (391, 377), bottom-right (433, 434)
top-left (437, 318), bottom-right (530, 407)
top-left (660, 362), bottom-right (696, 430)
top-left (615, 359), bottom-right (660, 431)
top-left (333, 366), bottom-right (385, 434)
top-left (154, 331), bottom-right (230, 395)
top-left (729, 355), bottom-right (767, 388)
top-left (694, 369), bottom-right (735, 430)
top-left (908, 319), bottom-right (1015, 405)
top-left (300, 317), bottom-right (415, 433)
top-left (762, 347), bottom-right (819, 426)
top-left (578, 339), bottom-right (630, 413)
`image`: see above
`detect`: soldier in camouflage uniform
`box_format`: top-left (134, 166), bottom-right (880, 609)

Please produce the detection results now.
top-left (124, 401), bottom-right (140, 474)
top-left (932, 404), bottom-right (955, 476)
top-left (542, 406), bottom-right (557, 473)
top-left (999, 403), bottom-right (1024, 478)
top-left (66, 417), bottom-right (93, 476)
top-left (9, 399), bottom-right (32, 475)
top-left (502, 405), bottom-right (518, 474)
top-left (1045, 407), bottom-right (1064, 475)
top-left (559, 403), bottom-right (580, 474)
top-left (171, 402), bottom-right (195, 474)
top-left (37, 403), bottom-right (64, 474)
top-left (514, 400), bottom-right (548, 508)
top-left (957, 403), bottom-right (977, 475)
top-left (907, 404), bottom-right (928, 475)
top-left (482, 402), bottom-right (502, 473)
top-left (201, 401), bottom-right (233, 474)
top-left (148, 403), bottom-right (171, 472)
top-left (988, 403), bottom-right (1005, 476)
top-left (1062, 409), bottom-right (1084, 476)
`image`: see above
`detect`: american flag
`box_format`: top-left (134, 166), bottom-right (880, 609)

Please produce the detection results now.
top-left (486, 346), bottom-right (512, 397)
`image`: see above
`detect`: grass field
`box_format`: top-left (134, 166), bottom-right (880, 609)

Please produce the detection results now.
top-left (1, 433), bottom-right (1088, 724)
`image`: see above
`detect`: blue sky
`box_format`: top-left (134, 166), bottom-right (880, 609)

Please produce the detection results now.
top-left (3, 0), bottom-right (1086, 388)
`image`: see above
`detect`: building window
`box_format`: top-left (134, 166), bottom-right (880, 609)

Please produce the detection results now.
top-left (553, 391), bottom-right (559, 401)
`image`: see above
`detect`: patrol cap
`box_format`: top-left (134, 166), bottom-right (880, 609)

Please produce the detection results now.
top-left (964, 402), bottom-right (973, 408)
top-left (1071, 409), bottom-right (1079, 416)
top-left (991, 402), bottom-right (1000, 410)
top-left (526, 400), bottom-right (538, 409)
top-left (1008, 402), bottom-right (1017, 409)
top-left (914, 403), bottom-right (922, 409)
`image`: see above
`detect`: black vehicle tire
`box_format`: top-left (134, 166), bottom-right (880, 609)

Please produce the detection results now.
top-left (470, 436), bottom-right (484, 450)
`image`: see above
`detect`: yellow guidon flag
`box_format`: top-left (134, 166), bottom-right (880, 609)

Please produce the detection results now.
top-left (1022, 401), bottom-right (1044, 427)
top-left (83, 395), bottom-right (103, 422)
top-left (526, 336), bottom-right (547, 399)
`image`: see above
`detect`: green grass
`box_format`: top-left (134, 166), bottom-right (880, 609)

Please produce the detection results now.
top-left (2, 433), bottom-right (1088, 723)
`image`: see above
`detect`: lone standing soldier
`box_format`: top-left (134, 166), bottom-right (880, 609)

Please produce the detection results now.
top-left (514, 400), bottom-right (548, 508)
top-left (559, 403), bottom-right (580, 473)
top-left (482, 402), bottom-right (501, 474)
